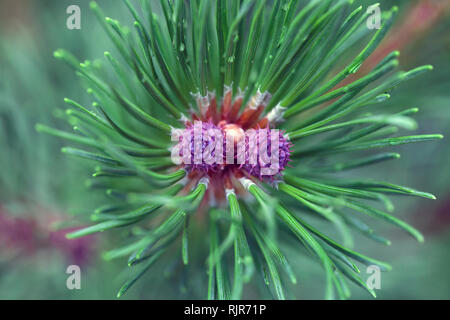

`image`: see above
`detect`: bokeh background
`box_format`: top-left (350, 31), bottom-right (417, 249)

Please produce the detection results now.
top-left (0, 0), bottom-right (449, 299)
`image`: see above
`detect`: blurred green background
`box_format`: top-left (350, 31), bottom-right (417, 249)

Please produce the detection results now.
top-left (0, 0), bottom-right (449, 299)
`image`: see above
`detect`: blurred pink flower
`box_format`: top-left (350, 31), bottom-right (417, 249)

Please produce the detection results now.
top-left (0, 205), bottom-right (96, 266)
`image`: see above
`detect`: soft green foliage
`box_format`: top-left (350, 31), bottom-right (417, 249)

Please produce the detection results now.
top-left (40, 0), bottom-right (443, 299)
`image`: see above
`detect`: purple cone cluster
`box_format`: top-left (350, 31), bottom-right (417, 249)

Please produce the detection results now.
top-left (177, 121), bottom-right (291, 179)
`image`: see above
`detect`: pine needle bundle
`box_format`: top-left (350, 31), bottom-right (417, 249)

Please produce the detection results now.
top-left (38, 0), bottom-right (443, 299)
